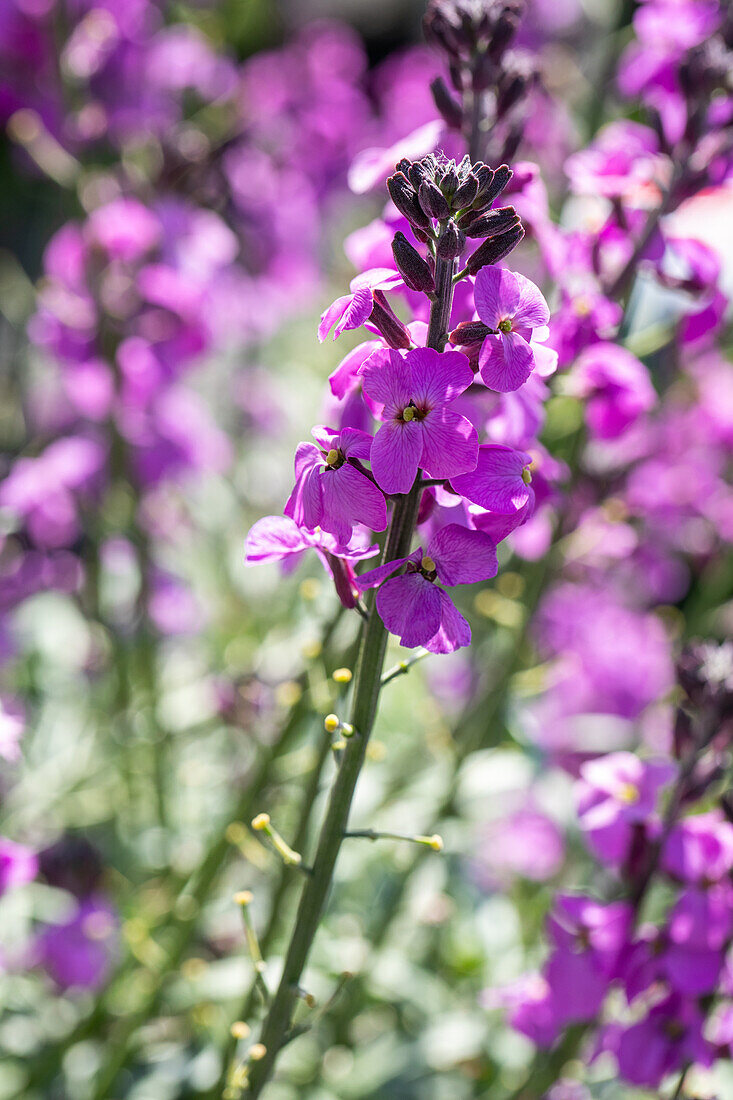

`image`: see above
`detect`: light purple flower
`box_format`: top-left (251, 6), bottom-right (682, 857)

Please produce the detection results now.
top-left (245, 515), bottom-right (378, 609)
top-left (576, 752), bottom-right (675, 865)
top-left (451, 443), bottom-right (535, 515)
top-left (613, 994), bottom-right (711, 1088)
top-left (662, 811), bottom-right (733, 884)
top-left (360, 347), bottom-right (478, 494)
top-left (284, 426), bottom-right (387, 544)
top-left (356, 524), bottom-right (497, 653)
top-left (0, 838), bottom-right (37, 896)
top-left (570, 343), bottom-right (656, 439)
top-left (36, 896), bottom-right (118, 991)
top-left (85, 198), bottom-right (161, 263)
top-left (318, 269), bottom-right (401, 342)
top-left (473, 266), bottom-right (551, 392)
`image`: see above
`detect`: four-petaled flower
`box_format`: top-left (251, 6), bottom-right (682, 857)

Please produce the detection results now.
top-left (474, 266), bottom-right (551, 392)
top-left (360, 347), bottom-right (479, 495)
top-left (284, 426), bottom-right (387, 544)
top-left (356, 524), bottom-right (497, 653)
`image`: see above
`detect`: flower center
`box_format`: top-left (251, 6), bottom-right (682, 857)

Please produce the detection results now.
top-left (498, 318), bottom-right (513, 334)
top-left (521, 465), bottom-right (532, 485)
top-left (421, 555), bottom-right (436, 574)
top-left (617, 782), bottom-right (639, 804)
top-left (399, 401), bottom-right (425, 424)
top-left (324, 447), bottom-right (344, 469)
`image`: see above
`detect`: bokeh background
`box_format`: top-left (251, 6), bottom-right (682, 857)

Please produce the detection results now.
top-left (0, 1), bottom-right (732, 1098)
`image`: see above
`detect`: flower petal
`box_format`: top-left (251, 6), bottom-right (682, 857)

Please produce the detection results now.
top-left (479, 331), bottom-right (535, 392)
top-left (355, 550), bottom-right (419, 591)
top-left (338, 427), bottom-right (374, 461)
top-left (419, 408), bottom-right (478, 481)
top-left (429, 524), bottom-right (498, 585)
top-left (320, 463), bottom-right (387, 543)
top-left (245, 516), bottom-right (308, 564)
top-left (451, 443), bottom-right (533, 513)
top-left (514, 270), bottom-right (551, 329)
top-left (376, 573), bottom-right (442, 647)
top-left (371, 419), bottom-right (423, 495)
top-left (284, 462), bottom-right (323, 530)
top-left (424, 588), bottom-right (471, 653)
top-left (474, 266), bottom-right (521, 328)
top-left (359, 348), bottom-right (413, 418)
top-left (409, 347), bottom-right (473, 407)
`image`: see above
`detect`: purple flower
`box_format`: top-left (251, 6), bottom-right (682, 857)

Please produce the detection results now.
top-left (284, 426), bottom-right (387, 543)
top-left (662, 811), bottom-right (733, 884)
top-left (356, 524), bottom-right (497, 653)
top-left (473, 266), bottom-right (551, 392)
top-left (570, 343), bottom-right (656, 439)
top-left (451, 443), bottom-right (535, 516)
top-left (85, 197), bottom-right (161, 263)
top-left (576, 752), bottom-right (675, 865)
top-left (245, 515), bottom-right (378, 609)
top-left (474, 808), bottom-right (564, 886)
top-left (613, 994), bottom-right (711, 1088)
top-left (360, 347), bottom-right (478, 494)
top-left (0, 838), bottom-right (37, 896)
top-left (36, 897), bottom-right (118, 992)
top-left (318, 269), bottom-right (401, 342)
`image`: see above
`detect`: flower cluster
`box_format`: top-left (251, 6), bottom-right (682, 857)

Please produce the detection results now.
top-left (247, 151), bottom-right (556, 654)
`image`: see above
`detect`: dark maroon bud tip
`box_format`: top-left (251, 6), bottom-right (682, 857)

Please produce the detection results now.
top-left (430, 77), bottom-right (464, 131)
top-left (418, 179), bottom-right (450, 221)
top-left (369, 291), bottom-right (412, 349)
top-left (466, 223), bottom-right (524, 274)
top-left (449, 320), bottom-right (492, 345)
top-left (436, 221), bottom-right (466, 261)
top-left (453, 173), bottom-right (479, 209)
top-left (473, 163), bottom-right (513, 209)
top-left (387, 172), bottom-right (431, 229)
top-left (392, 231), bottom-right (436, 294)
top-left (460, 206), bottom-right (519, 238)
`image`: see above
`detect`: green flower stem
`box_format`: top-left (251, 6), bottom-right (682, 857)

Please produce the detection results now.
top-left (246, 250), bottom-right (456, 1097)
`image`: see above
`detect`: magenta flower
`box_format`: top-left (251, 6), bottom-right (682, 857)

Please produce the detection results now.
top-left (473, 266), bottom-right (551, 392)
top-left (36, 897), bottom-right (118, 992)
top-left (284, 426), bottom-right (387, 544)
top-left (576, 752), bottom-right (675, 865)
top-left (356, 524), bottom-right (497, 653)
top-left (360, 347), bottom-right (478, 494)
top-left (613, 994), bottom-right (711, 1089)
top-left (0, 838), bottom-right (37, 896)
top-left (570, 343), bottom-right (656, 439)
top-left (245, 515), bottom-right (378, 609)
top-left (318, 269), bottom-right (401, 342)
top-left (451, 443), bottom-right (534, 515)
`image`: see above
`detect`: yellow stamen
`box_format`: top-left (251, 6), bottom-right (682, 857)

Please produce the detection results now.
top-left (325, 448), bottom-right (339, 465)
top-left (421, 555), bottom-right (436, 573)
top-left (402, 406), bottom-right (416, 422)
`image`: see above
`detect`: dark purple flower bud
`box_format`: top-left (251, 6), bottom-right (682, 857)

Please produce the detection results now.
top-left (449, 320), bottom-right (492, 344)
top-left (326, 554), bottom-right (358, 609)
top-left (430, 77), bottom-right (464, 130)
top-left (408, 157), bottom-right (435, 191)
top-left (466, 223), bottom-right (524, 274)
top-left (488, 2), bottom-right (524, 62)
top-left (387, 173), bottom-right (430, 229)
top-left (440, 162), bottom-right (460, 200)
top-left (473, 163), bottom-right (512, 209)
top-left (459, 205), bottom-right (519, 237)
top-left (423, 4), bottom-right (463, 59)
top-left (392, 232), bottom-right (436, 294)
top-left (496, 69), bottom-right (529, 117)
top-left (471, 52), bottom-right (498, 93)
top-left (369, 290), bottom-right (412, 349)
top-left (436, 221), bottom-right (466, 260)
top-left (418, 179), bottom-right (450, 221)
top-left (453, 173), bottom-right (479, 209)
top-left (39, 835), bottom-right (104, 898)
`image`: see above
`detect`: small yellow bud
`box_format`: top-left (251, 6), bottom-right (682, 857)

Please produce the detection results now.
top-left (249, 1043), bottom-right (267, 1061)
top-left (421, 556), bottom-right (436, 573)
top-left (251, 814), bottom-right (270, 831)
top-left (340, 722), bottom-right (354, 738)
top-left (332, 667), bottom-right (352, 684)
top-left (230, 1020), bottom-right (251, 1040)
top-left (324, 713), bottom-right (340, 733)
top-left (427, 834), bottom-right (444, 851)
top-left (234, 890), bottom-right (253, 906)
top-left (325, 448), bottom-right (339, 466)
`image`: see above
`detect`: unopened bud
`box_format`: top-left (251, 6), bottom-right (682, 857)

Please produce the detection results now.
top-left (436, 221), bottom-right (465, 260)
top-left (387, 173), bottom-right (430, 229)
top-left (230, 1021), bottom-right (251, 1040)
top-left (472, 164), bottom-right (513, 210)
top-left (459, 205), bottom-right (519, 238)
top-left (249, 1043), bottom-right (267, 1061)
top-left (430, 76), bottom-right (464, 130)
top-left (324, 714), bottom-right (340, 732)
top-left (453, 173), bottom-right (479, 209)
top-left (418, 179), bottom-right (450, 221)
top-left (369, 291), bottom-right (412, 349)
top-left (449, 320), bottom-right (492, 345)
top-left (466, 224), bottom-right (524, 274)
top-left (392, 231), bottom-right (436, 294)
top-left (333, 667), bottom-right (353, 684)
top-left (251, 814), bottom-right (270, 831)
